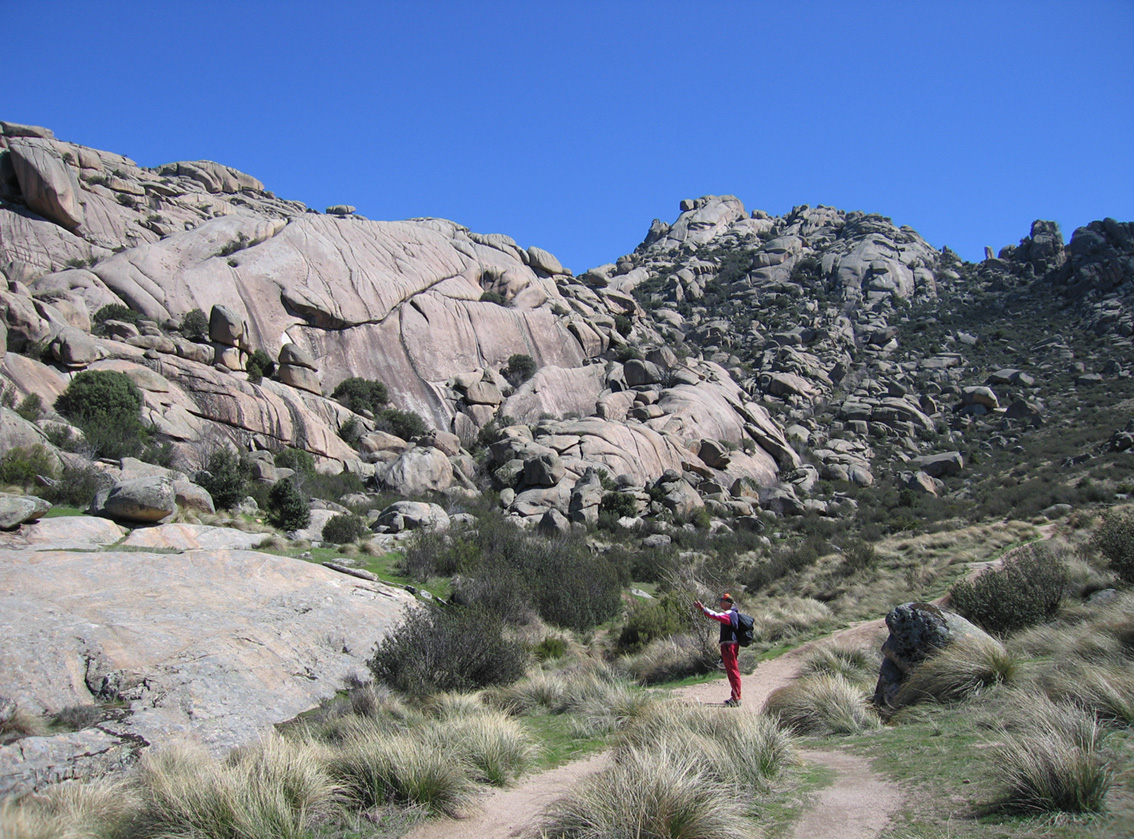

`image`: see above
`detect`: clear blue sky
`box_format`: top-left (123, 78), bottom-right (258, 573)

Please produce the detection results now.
top-left (6, 1), bottom-right (1132, 273)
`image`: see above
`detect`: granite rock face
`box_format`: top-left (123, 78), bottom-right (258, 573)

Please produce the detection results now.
top-left (0, 516), bottom-right (416, 796)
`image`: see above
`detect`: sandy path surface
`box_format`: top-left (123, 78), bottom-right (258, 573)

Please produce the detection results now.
top-left (404, 752), bottom-right (611, 839)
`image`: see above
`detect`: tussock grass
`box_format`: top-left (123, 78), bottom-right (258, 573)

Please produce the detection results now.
top-left (893, 634), bottom-right (1017, 708)
top-left (988, 694), bottom-right (1113, 814)
top-left (622, 633), bottom-right (716, 685)
top-left (327, 729), bottom-right (475, 814)
top-left (800, 642), bottom-right (880, 687)
top-left (0, 776), bottom-right (139, 839)
top-left (486, 660), bottom-right (628, 717)
top-left (540, 744), bottom-right (756, 839)
top-left (1038, 661), bottom-right (1134, 725)
top-left (618, 700), bottom-right (797, 787)
top-left (421, 690), bottom-right (492, 719)
top-left (136, 738), bottom-right (337, 839)
top-left (423, 712), bottom-right (538, 786)
top-left (764, 673), bottom-right (882, 735)
top-left (750, 596), bottom-right (833, 642)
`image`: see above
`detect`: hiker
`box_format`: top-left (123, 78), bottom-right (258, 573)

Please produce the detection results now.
top-left (694, 592), bottom-right (742, 706)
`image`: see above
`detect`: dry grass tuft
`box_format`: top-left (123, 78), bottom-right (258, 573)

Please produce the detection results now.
top-left (423, 712), bottom-right (538, 786)
top-left (894, 634), bottom-right (1017, 708)
top-left (1038, 660), bottom-right (1134, 725)
top-left (618, 700), bottom-right (797, 787)
top-left (328, 729), bottom-right (475, 815)
top-left (764, 673), bottom-right (882, 735)
top-left (540, 743), bottom-right (757, 839)
top-left (622, 633), bottom-right (716, 685)
top-left (0, 776), bottom-right (139, 839)
top-left (800, 642), bottom-right (880, 687)
top-left (988, 692), bottom-right (1113, 814)
top-left (136, 737), bottom-right (338, 839)
top-left (0, 704), bottom-right (47, 742)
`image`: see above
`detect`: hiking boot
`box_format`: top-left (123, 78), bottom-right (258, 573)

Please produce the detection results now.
top-left (723, 698), bottom-right (742, 707)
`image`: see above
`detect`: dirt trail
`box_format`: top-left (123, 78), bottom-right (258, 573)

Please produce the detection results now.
top-left (405, 527), bottom-right (1057, 839)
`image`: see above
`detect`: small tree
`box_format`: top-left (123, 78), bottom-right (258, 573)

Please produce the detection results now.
top-left (54, 370), bottom-right (146, 459)
top-left (1090, 509), bottom-right (1134, 584)
top-left (194, 448), bottom-right (252, 510)
top-left (503, 354), bottom-right (536, 387)
top-left (267, 478), bottom-right (310, 531)
top-left (376, 408), bottom-right (427, 441)
top-left (322, 512), bottom-right (368, 544)
top-left (245, 349), bottom-right (275, 384)
top-left (331, 377), bottom-right (389, 416)
top-left (949, 544), bottom-right (1069, 635)
top-left (180, 308), bottom-right (209, 342)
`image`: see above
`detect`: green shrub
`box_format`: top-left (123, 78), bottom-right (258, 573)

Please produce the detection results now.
top-left (1089, 509), bottom-right (1134, 583)
top-left (245, 349), bottom-right (275, 384)
top-left (339, 416), bottom-right (363, 447)
top-left (15, 393), bottom-right (42, 421)
top-left (479, 291), bottom-right (507, 306)
top-left (302, 469), bottom-right (366, 503)
top-left (92, 303), bottom-right (143, 329)
top-left (274, 447), bottom-right (315, 476)
top-left (267, 478), bottom-right (310, 531)
top-left (503, 354), bottom-right (536, 386)
top-left (54, 369), bottom-right (145, 459)
top-left (613, 314), bottom-right (633, 336)
top-left (39, 462), bottom-right (112, 508)
top-left (618, 592), bottom-right (695, 653)
top-left (332, 377), bottom-right (389, 415)
top-left (0, 445), bottom-right (57, 488)
top-left (376, 407), bottom-right (427, 441)
top-left (601, 491), bottom-right (639, 519)
top-left (401, 529), bottom-right (482, 581)
top-left (451, 513), bottom-right (623, 632)
top-left (949, 544), bottom-right (1069, 635)
top-left (322, 512), bottom-right (368, 544)
top-left (194, 448), bottom-right (253, 510)
top-left (369, 606), bottom-right (529, 697)
top-left (180, 308), bottom-right (209, 342)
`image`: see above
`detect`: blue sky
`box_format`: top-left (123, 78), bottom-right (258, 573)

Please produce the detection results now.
top-left (6, 1), bottom-right (1132, 273)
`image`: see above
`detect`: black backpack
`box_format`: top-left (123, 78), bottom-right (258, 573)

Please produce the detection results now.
top-left (736, 612), bottom-right (755, 647)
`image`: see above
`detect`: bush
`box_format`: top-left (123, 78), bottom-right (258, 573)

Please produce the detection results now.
top-left (322, 512), bottom-right (368, 544)
top-left (267, 478), bottom-right (310, 531)
top-left (339, 416), bottom-right (363, 447)
top-left (194, 448), bottom-right (253, 510)
top-left (1089, 509), bottom-right (1134, 583)
top-left (451, 513), bottom-right (623, 632)
top-left (765, 674), bottom-right (882, 735)
top-left (375, 407), bottom-right (427, 441)
top-left (15, 393), bottom-right (42, 421)
top-left (618, 592), bottom-right (695, 653)
top-left (245, 349), bottom-right (275, 384)
top-left (332, 377), bottom-right (389, 416)
top-left (949, 544), bottom-right (1069, 635)
top-left (92, 303), bottom-right (143, 329)
top-left (274, 447), bottom-right (315, 477)
top-left (40, 462), bottom-right (112, 508)
top-left (479, 291), bottom-right (507, 306)
top-left (55, 369), bottom-right (145, 458)
top-left (368, 605), bottom-right (529, 697)
top-left (180, 308), bottom-right (209, 342)
top-left (601, 491), bottom-right (639, 519)
top-left (0, 445), bottom-right (57, 488)
top-left (503, 354), bottom-right (536, 387)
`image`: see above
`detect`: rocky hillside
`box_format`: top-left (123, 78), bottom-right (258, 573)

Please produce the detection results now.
top-left (2, 119), bottom-right (1133, 531)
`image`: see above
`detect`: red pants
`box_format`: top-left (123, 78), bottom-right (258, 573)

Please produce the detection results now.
top-left (721, 643), bottom-right (741, 701)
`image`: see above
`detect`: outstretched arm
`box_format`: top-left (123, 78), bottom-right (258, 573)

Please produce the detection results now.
top-left (694, 601), bottom-right (733, 625)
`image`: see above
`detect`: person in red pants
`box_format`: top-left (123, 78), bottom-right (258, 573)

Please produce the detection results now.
top-left (694, 593), bottom-right (742, 706)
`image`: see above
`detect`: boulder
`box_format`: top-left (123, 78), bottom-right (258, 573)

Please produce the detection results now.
top-left (6, 138), bottom-right (85, 230)
top-left (374, 500), bottom-right (450, 532)
top-left (209, 305), bottom-right (245, 347)
top-left (0, 494), bottom-right (52, 530)
top-left (172, 480), bottom-right (216, 515)
top-left (382, 446), bottom-right (454, 495)
top-left (276, 363), bottom-right (321, 394)
top-left (537, 508), bottom-right (572, 535)
top-left (567, 468), bottom-right (604, 525)
top-left (278, 343), bottom-right (317, 370)
top-left (93, 476), bottom-right (177, 523)
top-left (522, 452), bottom-right (566, 488)
top-left (623, 358), bottom-right (662, 387)
top-left (914, 452), bottom-right (964, 478)
top-left (50, 326), bottom-right (103, 367)
top-left (872, 601), bottom-right (1001, 712)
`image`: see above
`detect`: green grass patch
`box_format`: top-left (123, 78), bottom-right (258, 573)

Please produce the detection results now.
top-left (519, 712), bottom-right (611, 770)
